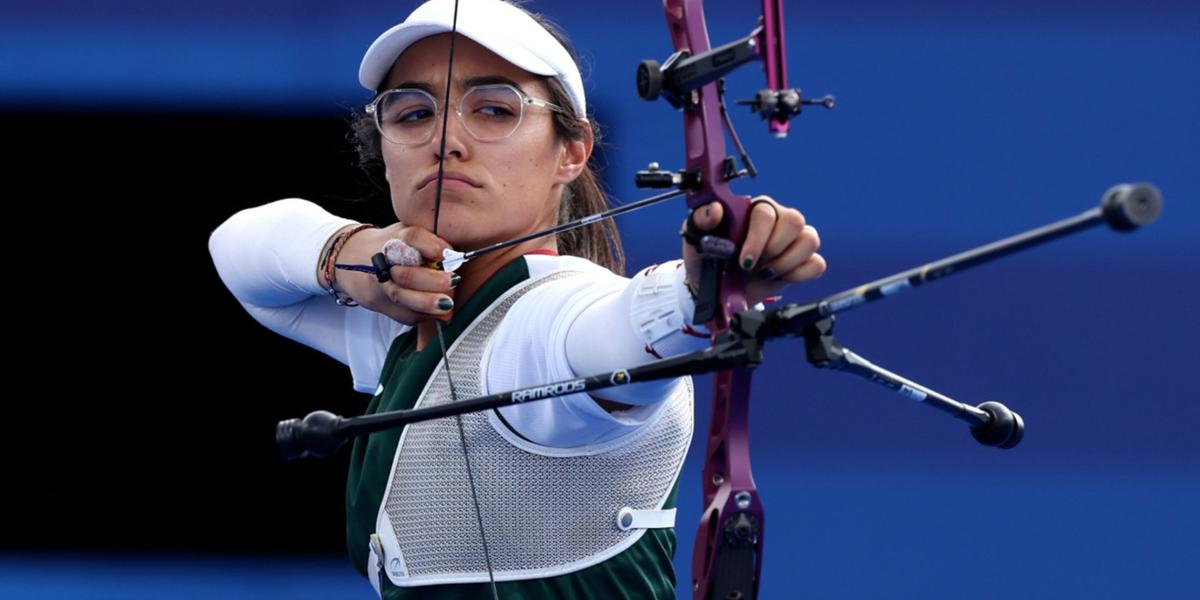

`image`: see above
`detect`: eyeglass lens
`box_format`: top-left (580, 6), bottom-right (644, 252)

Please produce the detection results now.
top-left (375, 85), bottom-right (527, 144)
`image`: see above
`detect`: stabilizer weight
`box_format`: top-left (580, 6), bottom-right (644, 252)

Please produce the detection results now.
top-left (970, 401), bottom-right (1024, 449)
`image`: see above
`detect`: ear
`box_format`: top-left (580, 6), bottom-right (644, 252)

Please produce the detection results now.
top-left (555, 121), bottom-right (594, 184)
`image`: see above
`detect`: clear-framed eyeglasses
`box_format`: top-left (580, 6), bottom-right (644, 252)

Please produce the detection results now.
top-left (365, 83), bottom-right (571, 145)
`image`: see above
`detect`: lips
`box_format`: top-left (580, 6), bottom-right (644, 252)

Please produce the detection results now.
top-left (419, 171), bottom-right (481, 190)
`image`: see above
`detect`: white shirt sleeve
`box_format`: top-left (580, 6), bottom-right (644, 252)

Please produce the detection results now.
top-left (208, 198), bottom-right (409, 394)
top-left (486, 255), bottom-right (708, 448)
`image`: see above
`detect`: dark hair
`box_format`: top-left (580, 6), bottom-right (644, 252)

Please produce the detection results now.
top-left (347, 6), bottom-right (625, 274)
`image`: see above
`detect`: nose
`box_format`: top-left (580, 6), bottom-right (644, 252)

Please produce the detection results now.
top-left (431, 106), bottom-right (470, 160)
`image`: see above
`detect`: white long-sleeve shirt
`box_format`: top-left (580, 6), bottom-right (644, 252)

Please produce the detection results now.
top-left (209, 198), bottom-right (707, 448)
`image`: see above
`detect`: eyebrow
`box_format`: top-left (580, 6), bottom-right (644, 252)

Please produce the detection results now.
top-left (389, 74), bottom-right (525, 94)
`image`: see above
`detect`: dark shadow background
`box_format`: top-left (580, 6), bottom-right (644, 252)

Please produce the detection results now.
top-left (4, 1), bottom-right (1198, 598)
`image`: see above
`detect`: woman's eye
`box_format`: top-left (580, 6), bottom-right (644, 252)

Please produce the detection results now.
top-left (476, 105), bottom-right (516, 118)
top-left (394, 108), bottom-right (434, 123)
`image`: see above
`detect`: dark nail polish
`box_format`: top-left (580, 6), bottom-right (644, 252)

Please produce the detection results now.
top-left (758, 267), bottom-right (777, 280)
top-left (437, 297), bottom-right (454, 311)
top-left (741, 256), bottom-right (755, 270)
top-left (450, 274), bottom-right (462, 288)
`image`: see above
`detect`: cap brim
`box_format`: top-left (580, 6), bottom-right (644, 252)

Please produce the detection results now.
top-left (359, 19), bottom-right (557, 92)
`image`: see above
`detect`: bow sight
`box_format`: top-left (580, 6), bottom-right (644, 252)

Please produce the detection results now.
top-left (633, 1), bottom-right (834, 203)
top-left (635, 19), bottom-right (834, 133)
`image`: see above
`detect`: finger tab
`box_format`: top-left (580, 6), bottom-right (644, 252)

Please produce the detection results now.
top-left (382, 239), bottom-right (422, 267)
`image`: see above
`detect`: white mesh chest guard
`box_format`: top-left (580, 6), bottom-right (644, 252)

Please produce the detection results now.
top-left (373, 271), bottom-right (693, 587)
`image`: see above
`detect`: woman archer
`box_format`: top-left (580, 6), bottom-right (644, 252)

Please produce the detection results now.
top-left (209, 0), bottom-right (824, 597)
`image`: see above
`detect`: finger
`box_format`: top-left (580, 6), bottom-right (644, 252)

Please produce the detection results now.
top-left (691, 201), bottom-right (725, 232)
top-left (375, 302), bottom-right (452, 326)
top-left (393, 227), bottom-right (454, 261)
top-left (745, 252), bottom-right (826, 304)
top-left (739, 197), bottom-right (780, 271)
top-left (382, 284), bottom-right (456, 316)
top-left (757, 225), bottom-right (820, 280)
top-left (759, 207), bottom-right (809, 266)
top-left (370, 302), bottom-right (424, 326)
top-left (384, 265), bottom-right (459, 294)
top-left (775, 252), bottom-right (827, 284)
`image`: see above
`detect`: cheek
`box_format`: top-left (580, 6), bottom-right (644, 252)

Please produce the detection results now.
top-left (381, 146), bottom-right (405, 183)
top-left (495, 138), bottom-right (559, 190)
top-left (381, 146), bottom-right (421, 191)
top-left (380, 150), bottom-right (420, 219)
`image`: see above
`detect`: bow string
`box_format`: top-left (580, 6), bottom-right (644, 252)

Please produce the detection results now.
top-left (428, 0), bottom-right (502, 597)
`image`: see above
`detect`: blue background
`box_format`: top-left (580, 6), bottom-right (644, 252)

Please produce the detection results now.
top-left (3, 1), bottom-right (1196, 598)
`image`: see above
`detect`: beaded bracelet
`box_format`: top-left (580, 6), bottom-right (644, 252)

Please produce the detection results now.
top-left (321, 223), bottom-right (375, 306)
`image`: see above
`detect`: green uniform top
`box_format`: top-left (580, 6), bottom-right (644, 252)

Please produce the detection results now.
top-left (345, 256), bottom-right (680, 599)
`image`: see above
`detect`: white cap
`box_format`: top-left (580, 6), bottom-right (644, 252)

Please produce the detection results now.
top-left (358, 0), bottom-right (587, 118)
